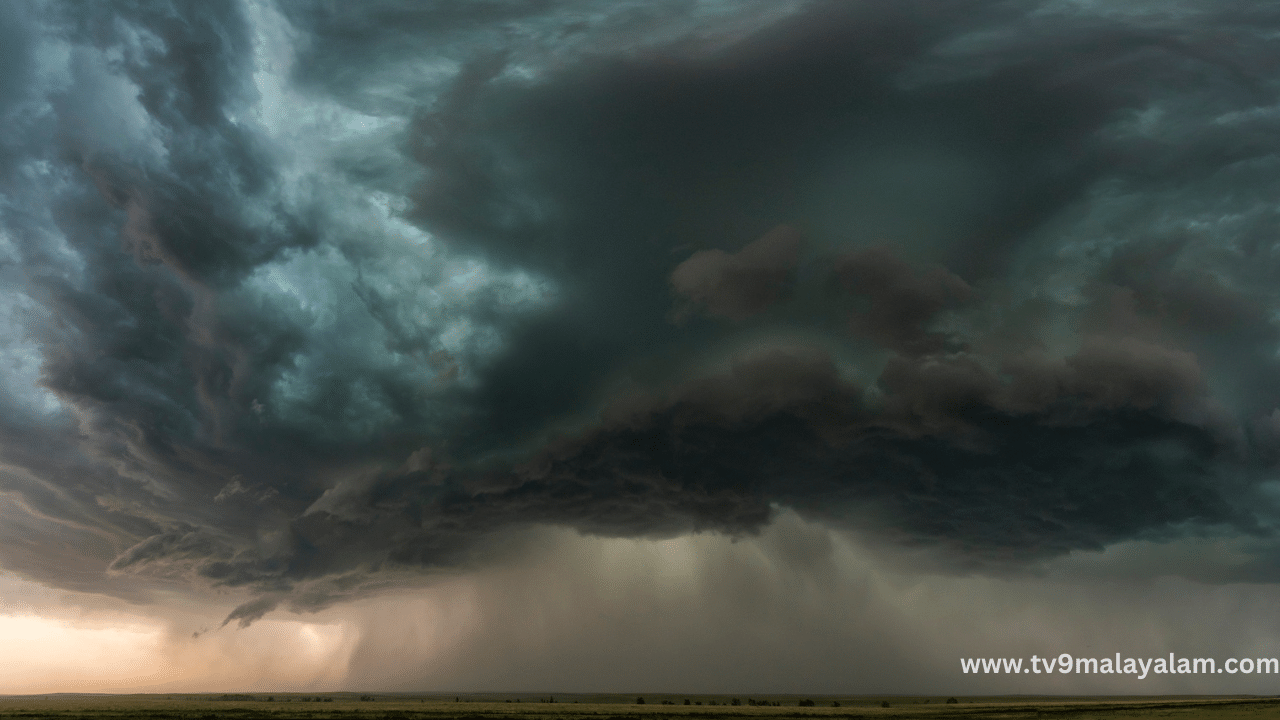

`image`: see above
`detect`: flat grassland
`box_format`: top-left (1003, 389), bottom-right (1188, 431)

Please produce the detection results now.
top-left (1, 694), bottom-right (1278, 720)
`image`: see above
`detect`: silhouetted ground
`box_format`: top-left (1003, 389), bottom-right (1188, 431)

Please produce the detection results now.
top-left (0, 694), bottom-right (1278, 719)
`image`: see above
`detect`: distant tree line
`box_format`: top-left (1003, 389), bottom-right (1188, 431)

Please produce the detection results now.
top-left (625, 695), bottom-right (866, 708)
top-left (628, 697), bottom-right (848, 707)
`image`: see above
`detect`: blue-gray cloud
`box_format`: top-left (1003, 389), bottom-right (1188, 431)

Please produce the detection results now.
top-left (1, 0), bottom-right (1280, 627)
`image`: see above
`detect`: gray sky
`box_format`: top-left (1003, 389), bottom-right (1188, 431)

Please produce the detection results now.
top-left (2, 0), bottom-right (1280, 694)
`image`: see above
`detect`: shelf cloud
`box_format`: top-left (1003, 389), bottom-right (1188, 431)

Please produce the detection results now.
top-left (2, 0), bottom-right (1280, 691)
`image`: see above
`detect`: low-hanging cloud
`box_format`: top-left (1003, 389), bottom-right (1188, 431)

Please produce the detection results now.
top-left (0, 0), bottom-right (1279, 645)
top-left (835, 246), bottom-right (972, 356)
top-left (671, 224), bottom-right (803, 321)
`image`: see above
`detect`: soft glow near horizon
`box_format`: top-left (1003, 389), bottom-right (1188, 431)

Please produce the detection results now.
top-left (0, 613), bottom-right (171, 693)
top-left (5, 519), bottom-right (1280, 694)
top-left (0, 572), bottom-right (357, 694)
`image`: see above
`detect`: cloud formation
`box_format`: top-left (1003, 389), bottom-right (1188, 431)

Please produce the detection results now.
top-left (671, 224), bottom-right (803, 321)
top-left (1, 0), bottom-right (1280, 648)
top-left (835, 246), bottom-right (972, 355)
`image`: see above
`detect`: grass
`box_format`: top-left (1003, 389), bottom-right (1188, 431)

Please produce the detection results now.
top-left (0, 694), bottom-right (1278, 719)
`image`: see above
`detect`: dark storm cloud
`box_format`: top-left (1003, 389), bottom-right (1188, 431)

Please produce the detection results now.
top-left (403, 0), bottom-right (1191, 444)
top-left (297, 339), bottom-right (1239, 587)
top-left (670, 224), bottom-right (802, 321)
top-left (3, 0), bottom-right (1280, 626)
top-left (834, 246), bottom-right (972, 356)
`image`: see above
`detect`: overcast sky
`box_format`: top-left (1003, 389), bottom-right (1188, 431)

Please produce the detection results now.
top-left (3, 0), bottom-right (1280, 696)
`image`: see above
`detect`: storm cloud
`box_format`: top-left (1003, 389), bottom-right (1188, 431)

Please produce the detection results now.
top-left (2, 0), bottom-right (1280, 661)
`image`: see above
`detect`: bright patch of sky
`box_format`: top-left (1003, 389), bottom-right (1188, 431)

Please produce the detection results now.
top-left (229, 0), bottom-right (556, 439)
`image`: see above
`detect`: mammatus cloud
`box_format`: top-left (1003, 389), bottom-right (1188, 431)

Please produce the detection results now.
top-left (1, 0), bottom-right (1280, 657)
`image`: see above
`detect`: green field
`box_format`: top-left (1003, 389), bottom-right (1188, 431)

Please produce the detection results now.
top-left (0, 694), bottom-right (1278, 719)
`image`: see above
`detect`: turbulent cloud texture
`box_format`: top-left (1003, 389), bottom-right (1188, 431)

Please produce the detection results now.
top-left (2, 0), bottom-right (1280, 668)
top-left (671, 224), bottom-right (803, 321)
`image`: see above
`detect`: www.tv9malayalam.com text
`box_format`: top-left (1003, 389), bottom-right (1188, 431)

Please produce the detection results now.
top-left (962, 654), bottom-right (1278, 680)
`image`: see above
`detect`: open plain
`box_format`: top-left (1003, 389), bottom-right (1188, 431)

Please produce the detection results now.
top-left (0, 694), bottom-right (1278, 720)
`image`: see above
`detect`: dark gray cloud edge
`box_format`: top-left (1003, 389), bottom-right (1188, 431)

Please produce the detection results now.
top-left (2, 0), bottom-right (1280, 627)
